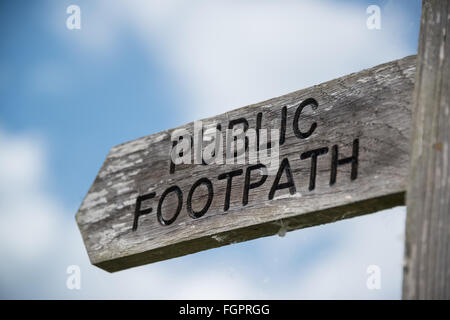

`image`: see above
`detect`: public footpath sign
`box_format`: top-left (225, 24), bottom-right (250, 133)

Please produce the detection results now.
top-left (76, 55), bottom-right (416, 272)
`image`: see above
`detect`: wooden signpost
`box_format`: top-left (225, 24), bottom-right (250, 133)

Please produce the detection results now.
top-left (76, 55), bottom-right (416, 272)
top-left (76, 0), bottom-right (449, 299)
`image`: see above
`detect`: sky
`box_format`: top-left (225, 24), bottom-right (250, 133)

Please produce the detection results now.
top-left (0, 0), bottom-right (422, 299)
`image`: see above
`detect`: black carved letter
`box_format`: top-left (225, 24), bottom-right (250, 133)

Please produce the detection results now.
top-left (157, 186), bottom-right (183, 226)
top-left (269, 158), bottom-right (296, 200)
top-left (187, 178), bottom-right (214, 219)
top-left (293, 98), bottom-right (318, 139)
top-left (132, 192), bottom-right (156, 231)
top-left (218, 169), bottom-right (243, 212)
top-left (300, 147), bottom-right (329, 191)
top-left (330, 139), bottom-right (359, 185)
top-left (243, 164), bottom-right (267, 206)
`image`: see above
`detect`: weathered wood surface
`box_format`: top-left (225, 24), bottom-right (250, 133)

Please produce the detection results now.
top-left (403, 0), bottom-right (450, 300)
top-left (76, 55), bottom-right (416, 272)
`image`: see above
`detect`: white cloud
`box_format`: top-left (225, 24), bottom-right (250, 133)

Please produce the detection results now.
top-left (55, 0), bottom-right (414, 121)
top-left (0, 131), bottom-right (45, 192)
top-left (99, 0), bottom-right (413, 120)
top-left (0, 131), bottom-right (61, 262)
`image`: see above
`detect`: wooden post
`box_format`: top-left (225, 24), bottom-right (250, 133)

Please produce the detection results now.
top-left (403, 0), bottom-right (450, 299)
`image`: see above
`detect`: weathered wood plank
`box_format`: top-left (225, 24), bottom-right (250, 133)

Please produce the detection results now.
top-left (403, 0), bottom-right (450, 300)
top-left (76, 55), bottom-right (416, 272)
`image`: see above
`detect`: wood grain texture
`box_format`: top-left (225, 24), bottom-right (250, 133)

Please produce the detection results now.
top-left (403, 0), bottom-right (450, 300)
top-left (76, 55), bottom-right (416, 272)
